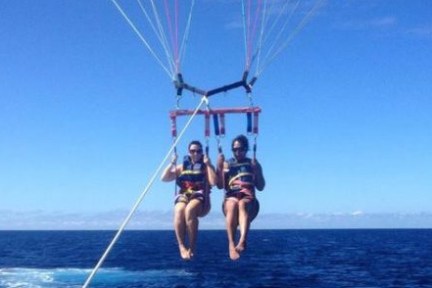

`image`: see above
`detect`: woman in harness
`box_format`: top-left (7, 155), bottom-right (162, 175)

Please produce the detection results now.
top-left (161, 140), bottom-right (217, 260)
top-left (217, 135), bottom-right (265, 260)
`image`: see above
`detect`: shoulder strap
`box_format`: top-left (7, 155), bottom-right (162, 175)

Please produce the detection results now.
top-left (182, 155), bottom-right (191, 170)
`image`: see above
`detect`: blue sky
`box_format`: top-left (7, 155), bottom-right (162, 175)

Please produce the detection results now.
top-left (1, 0), bottom-right (431, 230)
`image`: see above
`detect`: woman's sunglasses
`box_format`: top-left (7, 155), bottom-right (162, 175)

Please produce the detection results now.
top-left (232, 147), bottom-right (245, 152)
top-left (189, 149), bottom-right (203, 154)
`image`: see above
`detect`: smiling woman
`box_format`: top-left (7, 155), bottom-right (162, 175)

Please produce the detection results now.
top-left (216, 134), bottom-right (266, 260)
top-left (7, 1), bottom-right (432, 288)
top-left (160, 140), bottom-right (217, 260)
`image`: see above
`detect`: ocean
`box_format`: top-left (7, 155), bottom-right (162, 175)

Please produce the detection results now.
top-left (0, 229), bottom-right (431, 287)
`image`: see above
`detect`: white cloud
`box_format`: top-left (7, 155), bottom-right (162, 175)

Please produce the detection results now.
top-left (406, 24), bottom-right (432, 39)
top-left (254, 211), bottom-right (432, 229)
top-left (1, 210), bottom-right (431, 230)
top-left (337, 16), bottom-right (397, 31)
top-left (351, 210), bottom-right (364, 216)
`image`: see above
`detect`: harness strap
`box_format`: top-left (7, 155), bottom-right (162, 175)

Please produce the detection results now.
top-left (220, 113), bottom-right (226, 136)
top-left (204, 111), bottom-right (210, 138)
top-left (228, 172), bottom-right (254, 187)
top-left (247, 112), bottom-right (252, 134)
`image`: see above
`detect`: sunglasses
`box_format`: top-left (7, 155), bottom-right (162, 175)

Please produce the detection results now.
top-left (189, 149), bottom-right (203, 154)
top-left (232, 147), bottom-right (246, 152)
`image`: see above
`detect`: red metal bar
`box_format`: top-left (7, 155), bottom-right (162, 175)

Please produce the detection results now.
top-left (170, 106), bottom-right (261, 117)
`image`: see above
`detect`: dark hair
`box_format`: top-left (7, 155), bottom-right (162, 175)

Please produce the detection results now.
top-left (188, 140), bottom-right (203, 150)
top-left (231, 135), bottom-right (249, 151)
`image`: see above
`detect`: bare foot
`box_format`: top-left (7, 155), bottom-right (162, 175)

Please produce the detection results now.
top-left (179, 246), bottom-right (191, 260)
top-left (229, 244), bottom-right (240, 261)
top-left (235, 241), bottom-right (247, 253)
top-left (188, 248), bottom-right (195, 259)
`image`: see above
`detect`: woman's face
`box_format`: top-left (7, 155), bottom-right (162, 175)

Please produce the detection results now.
top-left (232, 140), bottom-right (246, 160)
top-left (189, 144), bottom-right (203, 163)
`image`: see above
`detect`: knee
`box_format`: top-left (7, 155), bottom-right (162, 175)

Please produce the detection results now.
top-left (174, 203), bottom-right (186, 215)
top-left (238, 200), bottom-right (248, 211)
top-left (185, 206), bottom-right (199, 222)
top-left (225, 199), bottom-right (237, 209)
top-left (238, 200), bottom-right (254, 216)
top-left (224, 200), bottom-right (238, 216)
top-left (174, 211), bottom-right (185, 225)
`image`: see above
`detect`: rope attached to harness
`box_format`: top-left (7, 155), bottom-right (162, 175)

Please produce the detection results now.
top-left (82, 96), bottom-right (208, 288)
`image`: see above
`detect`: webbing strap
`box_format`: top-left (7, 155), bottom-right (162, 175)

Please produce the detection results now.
top-left (213, 114), bottom-right (220, 136)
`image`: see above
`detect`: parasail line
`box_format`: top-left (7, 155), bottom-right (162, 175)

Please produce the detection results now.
top-left (256, 0), bottom-right (300, 76)
top-left (111, 0), bottom-right (174, 79)
top-left (163, 0), bottom-right (179, 73)
top-left (82, 96), bottom-right (208, 288)
top-left (256, 0), bottom-right (324, 77)
top-left (150, 0), bottom-right (177, 78)
top-left (178, 0), bottom-right (195, 68)
top-left (270, 0), bottom-right (324, 59)
top-left (137, 0), bottom-right (176, 77)
top-left (247, 0), bottom-right (263, 70)
top-left (253, 0), bottom-right (269, 75)
top-left (241, 0), bottom-right (249, 70)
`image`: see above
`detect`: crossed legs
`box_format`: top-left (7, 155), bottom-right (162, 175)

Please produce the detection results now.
top-left (224, 197), bottom-right (257, 260)
top-left (174, 198), bottom-right (203, 260)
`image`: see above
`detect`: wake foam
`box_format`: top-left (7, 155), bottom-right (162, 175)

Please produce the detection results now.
top-left (0, 267), bottom-right (194, 287)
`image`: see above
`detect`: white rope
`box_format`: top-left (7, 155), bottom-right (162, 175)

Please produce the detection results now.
top-left (253, 0), bottom-right (269, 76)
top-left (262, 0), bottom-right (297, 51)
top-left (82, 96), bottom-right (209, 288)
top-left (178, 0), bottom-right (195, 69)
top-left (149, 0), bottom-right (177, 78)
top-left (111, 0), bottom-right (174, 79)
top-left (255, 0), bottom-right (300, 76)
top-left (256, 0), bottom-right (324, 77)
top-left (241, 0), bottom-right (249, 70)
top-left (137, 0), bottom-right (176, 78)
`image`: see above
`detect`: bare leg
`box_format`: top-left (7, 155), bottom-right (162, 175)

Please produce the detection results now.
top-left (224, 198), bottom-right (240, 260)
top-left (174, 202), bottom-right (190, 260)
top-left (236, 198), bottom-right (254, 253)
top-left (184, 198), bottom-right (203, 259)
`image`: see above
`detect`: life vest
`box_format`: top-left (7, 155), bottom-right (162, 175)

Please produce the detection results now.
top-left (225, 157), bottom-right (255, 197)
top-left (176, 156), bottom-right (207, 195)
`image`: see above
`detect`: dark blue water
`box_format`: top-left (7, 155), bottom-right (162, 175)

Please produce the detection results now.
top-left (1, 229), bottom-right (431, 287)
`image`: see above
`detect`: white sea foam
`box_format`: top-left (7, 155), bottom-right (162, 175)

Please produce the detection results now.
top-left (0, 268), bottom-right (54, 288)
top-left (0, 267), bottom-right (193, 287)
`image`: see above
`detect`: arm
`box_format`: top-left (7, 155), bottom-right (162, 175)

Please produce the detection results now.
top-left (161, 163), bottom-right (181, 182)
top-left (216, 153), bottom-right (226, 189)
top-left (203, 154), bottom-right (217, 186)
top-left (161, 155), bottom-right (180, 182)
top-left (252, 159), bottom-right (265, 191)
